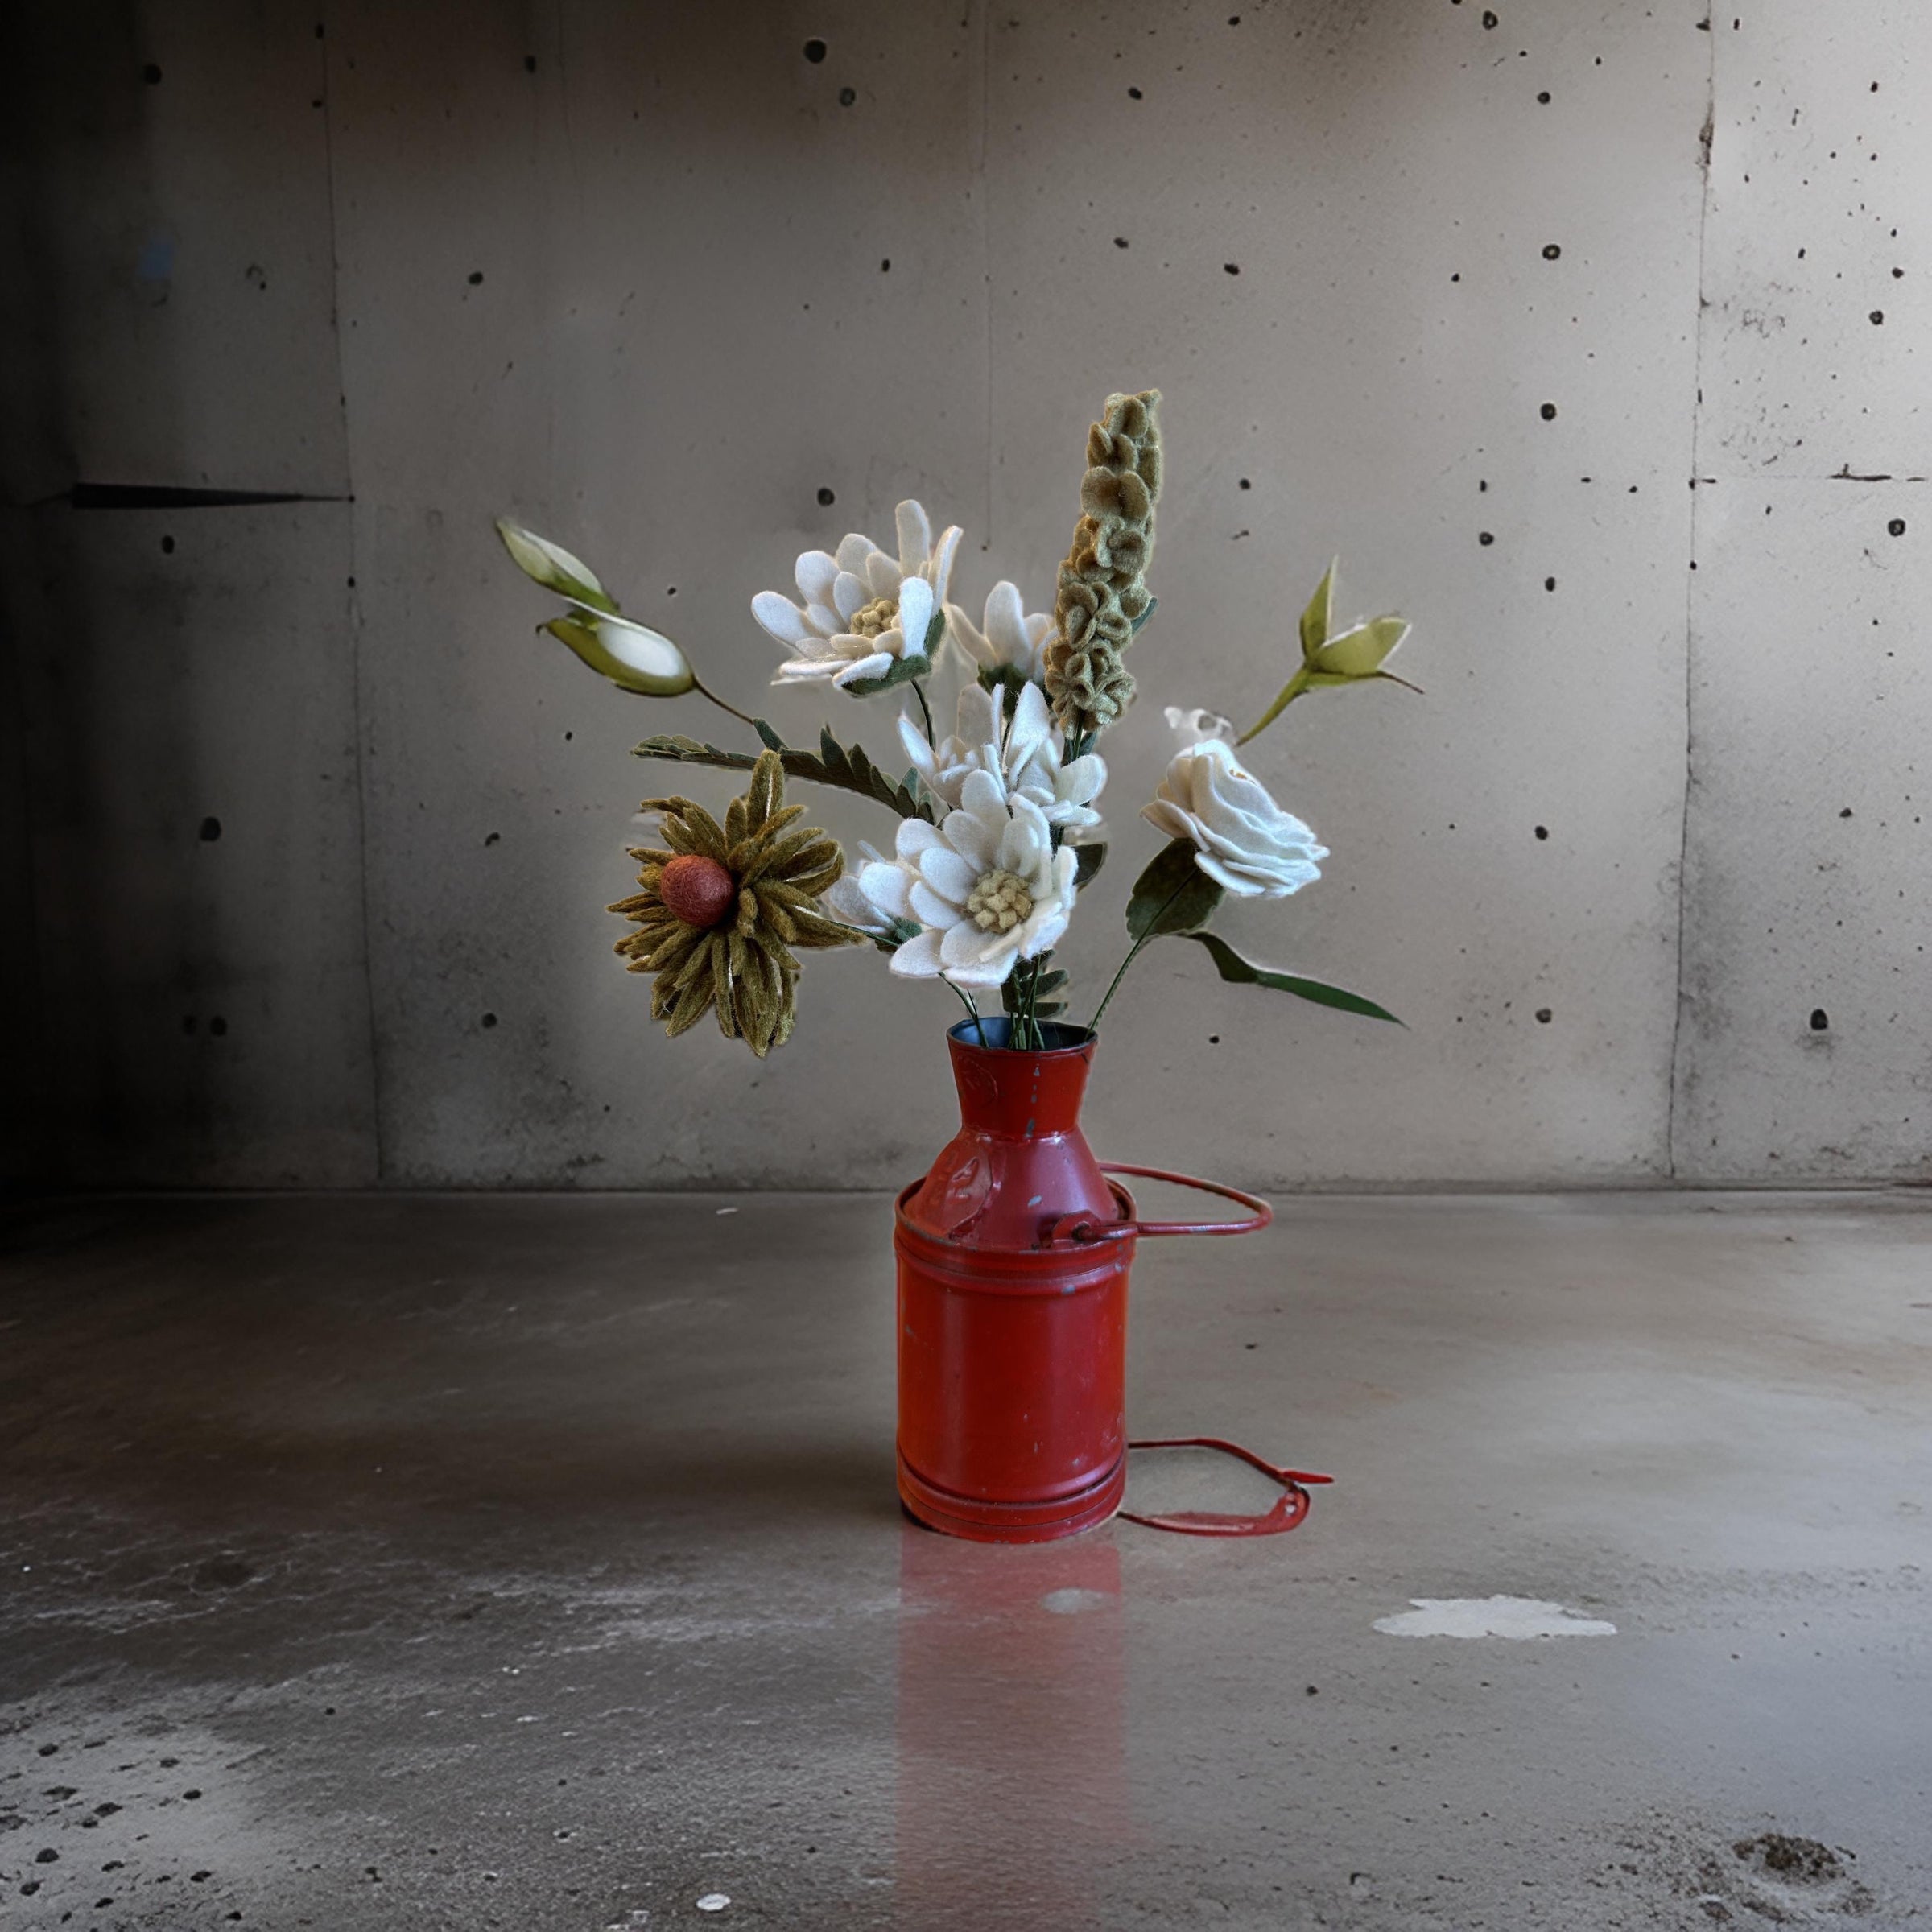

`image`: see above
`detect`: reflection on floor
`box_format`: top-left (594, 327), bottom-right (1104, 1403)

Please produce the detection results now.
top-left (2, 1191), bottom-right (1929, 1926)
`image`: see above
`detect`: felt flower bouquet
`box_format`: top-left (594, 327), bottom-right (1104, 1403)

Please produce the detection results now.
top-left (497, 390), bottom-right (1413, 1058)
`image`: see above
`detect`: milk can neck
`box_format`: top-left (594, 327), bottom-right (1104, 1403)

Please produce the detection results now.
top-left (946, 1021), bottom-right (1096, 1138)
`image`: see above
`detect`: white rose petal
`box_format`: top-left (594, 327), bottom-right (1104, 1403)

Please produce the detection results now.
top-left (1141, 740), bottom-right (1327, 899)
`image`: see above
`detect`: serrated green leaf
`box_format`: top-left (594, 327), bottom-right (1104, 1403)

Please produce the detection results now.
top-left (497, 518), bottom-right (619, 614)
top-left (1125, 838), bottom-right (1224, 940)
top-left (1184, 931), bottom-right (1402, 1024)
top-left (632, 724), bottom-right (932, 821)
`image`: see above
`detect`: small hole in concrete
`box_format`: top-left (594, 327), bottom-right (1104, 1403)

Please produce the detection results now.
top-left (1540, 402), bottom-right (1558, 420)
top-left (199, 816), bottom-right (221, 842)
top-left (1536, 89), bottom-right (1551, 103)
top-left (481, 1013), bottom-right (498, 1030)
top-left (208, 1018), bottom-right (227, 1038)
top-left (880, 258), bottom-right (890, 271)
top-left (161, 534), bottom-right (175, 554)
top-left (1869, 310), bottom-right (1885, 324)
top-left (1534, 825), bottom-right (1549, 840)
top-left (1113, 236), bottom-right (1129, 249)
top-left (1542, 243), bottom-right (1561, 260)
top-left (142, 62), bottom-right (163, 84)
top-left (1224, 262), bottom-right (1241, 275)
top-left (1128, 85), bottom-right (1142, 98)
top-left (1544, 576), bottom-right (1557, 591)
top-left (1810, 1009), bottom-right (1829, 1030)
top-left (523, 54), bottom-right (536, 72)
top-left (468, 270), bottom-right (484, 285)
top-left (817, 486), bottom-right (836, 506)
top-left (1478, 530), bottom-right (1495, 545)
top-left (1888, 518), bottom-right (1906, 536)
top-left (1534, 1009), bottom-right (1552, 1024)
top-left (838, 85), bottom-right (856, 105)
top-left (803, 38), bottom-right (827, 62)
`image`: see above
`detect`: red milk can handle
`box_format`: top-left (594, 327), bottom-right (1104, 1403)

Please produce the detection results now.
top-left (1041, 1163), bottom-right (1273, 1249)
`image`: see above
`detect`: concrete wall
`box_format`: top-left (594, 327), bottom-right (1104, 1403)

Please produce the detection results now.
top-left (2, 0), bottom-right (1926, 1191)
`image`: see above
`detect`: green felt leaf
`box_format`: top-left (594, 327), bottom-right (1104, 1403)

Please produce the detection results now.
top-left (1129, 595), bottom-right (1158, 637)
top-left (1299, 558), bottom-right (1337, 666)
top-left (1184, 931), bottom-right (1403, 1025)
top-left (1072, 841), bottom-right (1108, 890)
top-left (541, 609), bottom-right (694, 696)
top-left (1311, 613), bottom-right (1410, 679)
top-left (632, 724), bottom-right (931, 821)
top-left (497, 518), bottom-right (619, 615)
top-left (1125, 839), bottom-right (1224, 940)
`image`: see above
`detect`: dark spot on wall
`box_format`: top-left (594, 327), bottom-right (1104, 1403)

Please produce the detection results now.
top-left (817, 486), bottom-right (836, 506)
top-left (1869, 310), bottom-right (1884, 324)
top-left (199, 816), bottom-right (221, 842)
top-left (1539, 402), bottom-right (1558, 420)
top-left (183, 1790), bottom-right (202, 1801)
top-left (1128, 86), bottom-right (1142, 98)
top-left (1224, 262), bottom-right (1241, 275)
top-left (1534, 1009), bottom-right (1552, 1024)
top-left (1893, 266), bottom-right (1905, 278)
top-left (481, 1013), bottom-right (498, 1030)
top-left (161, 533), bottom-right (175, 553)
top-left (183, 1016), bottom-right (195, 1034)
top-left (880, 258), bottom-right (890, 271)
top-left (803, 38), bottom-right (827, 62)
top-left (1208, 1034), bottom-right (1220, 1044)
top-left (142, 63), bottom-right (162, 85)
top-left (1478, 530), bottom-right (1494, 545)
top-left (35, 1848), bottom-right (59, 1864)
top-left (1810, 1009), bottom-right (1828, 1030)
top-left (1451, 272), bottom-right (1461, 283)
top-left (838, 86), bottom-right (857, 106)
top-left (1238, 477), bottom-right (1251, 489)
top-left (1839, 807), bottom-right (1852, 819)
top-left (523, 54), bottom-right (536, 72)
top-left (1536, 91), bottom-right (1550, 103)
top-left (208, 1017), bottom-right (227, 1037)
top-left (1534, 825), bottom-right (1549, 840)
top-left (468, 270), bottom-right (484, 285)
top-left (563, 729), bottom-right (574, 741)
top-left (484, 831), bottom-right (501, 845)
top-left (1113, 236), bottom-right (1129, 248)
top-left (1888, 518), bottom-right (1906, 535)
top-left (1482, 10), bottom-right (1497, 26)
top-left (1542, 243), bottom-right (1561, 260)
top-left (1544, 576), bottom-right (1557, 591)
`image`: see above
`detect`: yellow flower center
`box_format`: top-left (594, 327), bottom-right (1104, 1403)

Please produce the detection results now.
top-left (968, 869), bottom-right (1034, 934)
top-left (848, 594), bottom-right (900, 639)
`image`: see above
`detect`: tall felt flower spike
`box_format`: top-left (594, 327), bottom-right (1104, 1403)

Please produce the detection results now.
top-left (753, 500), bottom-right (962, 695)
top-left (611, 751), bottom-right (861, 1056)
top-left (1043, 390), bottom-right (1162, 739)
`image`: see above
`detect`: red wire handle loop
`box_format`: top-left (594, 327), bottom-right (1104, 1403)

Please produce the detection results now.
top-left (1042, 1163), bottom-right (1273, 1249)
top-left (1118, 1435), bottom-right (1334, 1538)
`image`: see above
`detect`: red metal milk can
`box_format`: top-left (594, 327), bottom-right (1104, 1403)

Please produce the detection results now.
top-left (894, 1018), bottom-right (1274, 1543)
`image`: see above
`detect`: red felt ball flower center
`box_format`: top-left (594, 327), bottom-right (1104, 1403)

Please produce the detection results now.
top-left (659, 852), bottom-right (737, 929)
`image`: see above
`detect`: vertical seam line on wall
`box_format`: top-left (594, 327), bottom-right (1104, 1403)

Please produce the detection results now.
top-left (1666, 25), bottom-right (1719, 1180)
top-left (316, 19), bottom-right (386, 1187)
top-left (977, 0), bottom-right (993, 555)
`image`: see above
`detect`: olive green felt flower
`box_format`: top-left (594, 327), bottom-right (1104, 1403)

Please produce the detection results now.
top-left (610, 751), bottom-right (860, 1056)
top-left (1043, 389), bottom-right (1162, 739)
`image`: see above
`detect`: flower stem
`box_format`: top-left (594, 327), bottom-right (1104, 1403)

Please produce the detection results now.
top-left (945, 977), bottom-right (989, 1047)
top-left (1087, 877), bottom-right (1193, 1034)
top-left (691, 675), bottom-right (762, 733)
top-left (911, 678), bottom-right (935, 745)
top-left (1236, 664), bottom-right (1310, 746)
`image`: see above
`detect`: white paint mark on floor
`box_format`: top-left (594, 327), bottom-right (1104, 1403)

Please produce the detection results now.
top-left (1041, 1587), bottom-right (1114, 1615)
top-left (696, 1895), bottom-right (731, 1913)
top-left (1373, 1596), bottom-right (1616, 1639)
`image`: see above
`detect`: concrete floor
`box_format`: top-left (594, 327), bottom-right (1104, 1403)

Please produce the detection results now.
top-left (2, 1192), bottom-right (1929, 1930)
